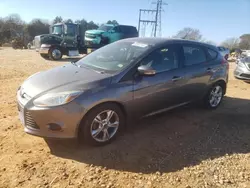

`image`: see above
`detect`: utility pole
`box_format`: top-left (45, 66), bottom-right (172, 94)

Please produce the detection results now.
top-left (138, 9), bottom-right (157, 37)
top-left (138, 0), bottom-right (167, 37)
top-left (152, 0), bottom-right (167, 37)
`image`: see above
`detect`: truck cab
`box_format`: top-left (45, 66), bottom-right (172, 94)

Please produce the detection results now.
top-left (85, 24), bottom-right (138, 53)
top-left (34, 22), bottom-right (86, 60)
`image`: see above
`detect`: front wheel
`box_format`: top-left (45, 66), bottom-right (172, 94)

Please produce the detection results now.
top-left (203, 84), bottom-right (224, 109)
top-left (49, 47), bottom-right (62, 60)
top-left (79, 104), bottom-right (125, 146)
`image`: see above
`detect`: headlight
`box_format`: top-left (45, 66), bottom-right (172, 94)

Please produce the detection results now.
top-left (41, 44), bottom-right (51, 48)
top-left (237, 61), bottom-right (246, 68)
top-left (33, 91), bottom-right (83, 107)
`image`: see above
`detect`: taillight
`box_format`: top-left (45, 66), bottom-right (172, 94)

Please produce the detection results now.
top-left (222, 58), bottom-right (229, 69)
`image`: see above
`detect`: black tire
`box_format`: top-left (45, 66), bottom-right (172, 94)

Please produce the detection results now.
top-left (49, 47), bottom-right (62, 60)
top-left (101, 37), bottom-right (109, 45)
top-left (40, 54), bottom-right (50, 60)
top-left (203, 83), bottom-right (224, 109)
top-left (79, 103), bottom-right (125, 146)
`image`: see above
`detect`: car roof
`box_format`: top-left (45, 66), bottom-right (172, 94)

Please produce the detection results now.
top-left (119, 37), bottom-right (218, 50)
top-left (119, 25), bottom-right (137, 28)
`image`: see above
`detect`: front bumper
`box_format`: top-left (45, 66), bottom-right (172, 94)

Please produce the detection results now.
top-left (39, 47), bottom-right (50, 54)
top-left (17, 90), bottom-right (85, 139)
top-left (84, 37), bottom-right (104, 48)
top-left (234, 65), bottom-right (250, 80)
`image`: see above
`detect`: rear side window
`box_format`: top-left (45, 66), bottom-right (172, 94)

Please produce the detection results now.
top-left (183, 45), bottom-right (206, 66)
top-left (207, 48), bottom-right (218, 61)
top-left (113, 26), bottom-right (121, 33)
top-left (120, 26), bottom-right (137, 34)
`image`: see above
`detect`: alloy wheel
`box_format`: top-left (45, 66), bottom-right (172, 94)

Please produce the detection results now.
top-left (209, 85), bottom-right (223, 107)
top-left (90, 110), bottom-right (119, 142)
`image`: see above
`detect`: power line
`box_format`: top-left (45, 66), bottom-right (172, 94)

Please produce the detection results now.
top-left (138, 0), bottom-right (167, 37)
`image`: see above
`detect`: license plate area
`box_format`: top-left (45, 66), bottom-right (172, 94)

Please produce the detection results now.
top-left (68, 50), bottom-right (79, 56)
top-left (17, 103), bottom-right (25, 126)
top-left (87, 48), bottom-right (95, 54)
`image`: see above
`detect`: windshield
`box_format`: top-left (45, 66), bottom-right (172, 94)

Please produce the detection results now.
top-left (52, 25), bottom-right (63, 35)
top-left (76, 41), bottom-right (151, 73)
top-left (98, 25), bottom-right (114, 32)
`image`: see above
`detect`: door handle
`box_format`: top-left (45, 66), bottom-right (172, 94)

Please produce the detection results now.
top-left (172, 76), bottom-right (183, 82)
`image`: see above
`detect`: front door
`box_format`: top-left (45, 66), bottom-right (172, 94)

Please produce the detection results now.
top-left (109, 26), bottom-right (124, 43)
top-left (132, 44), bottom-right (186, 116)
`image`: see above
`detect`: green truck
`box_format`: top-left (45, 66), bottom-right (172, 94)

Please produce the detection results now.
top-left (85, 24), bottom-right (138, 53)
top-left (34, 22), bottom-right (138, 60)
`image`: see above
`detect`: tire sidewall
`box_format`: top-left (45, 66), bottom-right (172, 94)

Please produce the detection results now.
top-left (204, 84), bottom-right (224, 109)
top-left (80, 104), bottom-right (125, 146)
top-left (49, 47), bottom-right (62, 60)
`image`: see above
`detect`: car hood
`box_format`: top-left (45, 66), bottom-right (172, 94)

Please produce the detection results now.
top-left (85, 30), bottom-right (105, 35)
top-left (21, 64), bottom-right (112, 98)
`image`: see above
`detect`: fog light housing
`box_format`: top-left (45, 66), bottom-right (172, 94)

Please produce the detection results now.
top-left (47, 123), bottom-right (62, 131)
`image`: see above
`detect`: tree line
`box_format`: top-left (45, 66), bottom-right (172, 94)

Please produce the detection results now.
top-left (0, 14), bottom-right (119, 46)
top-left (173, 27), bottom-right (250, 51)
top-left (1, 14), bottom-right (249, 51)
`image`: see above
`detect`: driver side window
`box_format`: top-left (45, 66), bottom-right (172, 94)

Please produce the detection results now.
top-left (141, 45), bottom-right (179, 73)
top-left (113, 26), bottom-right (121, 33)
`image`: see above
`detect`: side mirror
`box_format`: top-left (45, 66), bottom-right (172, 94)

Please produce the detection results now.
top-left (109, 30), bottom-right (115, 33)
top-left (137, 65), bottom-right (156, 76)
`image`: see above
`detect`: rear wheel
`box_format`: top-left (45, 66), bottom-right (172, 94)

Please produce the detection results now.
top-left (203, 83), bottom-right (224, 109)
top-left (49, 47), bottom-right (62, 60)
top-left (79, 103), bottom-right (125, 146)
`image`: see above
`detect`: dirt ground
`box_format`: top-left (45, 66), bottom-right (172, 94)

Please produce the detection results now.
top-left (0, 47), bottom-right (250, 188)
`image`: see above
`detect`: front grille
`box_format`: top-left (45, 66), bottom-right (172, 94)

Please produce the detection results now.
top-left (34, 36), bottom-right (41, 49)
top-left (85, 34), bottom-right (96, 39)
top-left (240, 73), bottom-right (250, 79)
top-left (25, 111), bottom-right (40, 129)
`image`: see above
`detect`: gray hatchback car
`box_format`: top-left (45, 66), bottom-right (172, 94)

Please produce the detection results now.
top-left (17, 38), bottom-right (229, 146)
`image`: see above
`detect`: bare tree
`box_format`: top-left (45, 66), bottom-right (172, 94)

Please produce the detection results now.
top-left (221, 38), bottom-right (239, 50)
top-left (204, 40), bottom-right (216, 45)
top-left (107, 20), bottom-right (119, 25)
top-left (239, 34), bottom-right (250, 50)
top-left (174, 27), bottom-right (202, 41)
top-left (53, 16), bottom-right (63, 24)
top-left (27, 19), bottom-right (49, 38)
top-left (64, 19), bottom-right (73, 23)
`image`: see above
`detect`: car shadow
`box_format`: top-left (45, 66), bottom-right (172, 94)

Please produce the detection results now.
top-left (45, 96), bottom-right (250, 174)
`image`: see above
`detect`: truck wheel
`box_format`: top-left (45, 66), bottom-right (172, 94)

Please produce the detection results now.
top-left (40, 54), bottom-right (50, 60)
top-left (101, 37), bottom-right (109, 45)
top-left (49, 47), bottom-right (62, 60)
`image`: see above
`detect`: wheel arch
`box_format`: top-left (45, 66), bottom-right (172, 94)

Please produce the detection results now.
top-left (214, 79), bottom-right (227, 95)
top-left (76, 101), bottom-right (127, 137)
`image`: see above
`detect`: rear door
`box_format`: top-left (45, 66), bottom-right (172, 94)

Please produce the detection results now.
top-left (180, 44), bottom-right (217, 102)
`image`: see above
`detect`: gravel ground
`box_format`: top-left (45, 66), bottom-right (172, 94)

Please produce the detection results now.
top-left (0, 47), bottom-right (250, 188)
